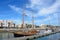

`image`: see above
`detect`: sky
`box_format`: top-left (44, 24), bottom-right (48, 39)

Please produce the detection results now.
top-left (0, 0), bottom-right (60, 26)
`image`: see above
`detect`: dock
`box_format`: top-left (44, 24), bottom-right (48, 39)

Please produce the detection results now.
top-left (3, 31), bottom-right (60, 40)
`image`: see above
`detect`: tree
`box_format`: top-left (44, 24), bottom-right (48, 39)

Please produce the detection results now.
top-left (26, 24), bottom-right (32, 28)
top-left (13, 23), bottom-right (15, 28)
top-left (1, 22), bottom-right (3, 27)
top-left (8, 22), bottom-right (10, 27)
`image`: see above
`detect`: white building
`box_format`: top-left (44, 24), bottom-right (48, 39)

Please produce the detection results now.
top-left (17, 24), bottom-right (27, 28)
top-left (0, 20), bottom-right (4, 27)
top-left (0, 20), bottom-right (16, 27)
top-left (40, 24), bottom-right (48, 29)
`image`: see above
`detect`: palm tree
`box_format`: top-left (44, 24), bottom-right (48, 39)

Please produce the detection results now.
top-left (26, 24), bottom-right (28, 28)
top-left (0, 22), bottom-right (3, 28)
top-left (8, 22), bottom-right (10, 28)
top-left (26, 24), bottom-right (32, 28)
top-left (13, 23), bottom-right (15, 28)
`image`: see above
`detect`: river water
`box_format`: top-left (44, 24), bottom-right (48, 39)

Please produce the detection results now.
top-left (0, 32), bottom-right (60, 40)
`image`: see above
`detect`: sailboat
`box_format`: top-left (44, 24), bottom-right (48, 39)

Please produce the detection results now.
top-left (14, 29), bottom-right (37, 37)
top-left (14, 9), bottom-right (37, 37)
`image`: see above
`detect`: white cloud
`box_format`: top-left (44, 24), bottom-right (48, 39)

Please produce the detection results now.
top-left (53, 13), bottom-right (58, 19)
top-left (8, 5), bottom-right (23, 13)
top-left (26, 0), bottom-right (60, 17)
top-left (27, 0), bottom-right (55, 8)
top-left (37, 0), bottom-right (60, 16)
top-left (34, 16), bottom-right (51, 25)
top-left (8, 5), bottom-right (33, 17)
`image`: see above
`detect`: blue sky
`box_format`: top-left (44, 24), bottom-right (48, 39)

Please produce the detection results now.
top-left (0, 0), bottom-right (60, 26)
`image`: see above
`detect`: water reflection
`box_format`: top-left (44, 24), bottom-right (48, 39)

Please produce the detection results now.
top-left (0, 32), bottom-right (14, 40)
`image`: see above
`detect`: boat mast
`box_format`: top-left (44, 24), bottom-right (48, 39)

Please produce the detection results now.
top-left (22, 12), bottom-right (24, 28)
top-left (22, 5), bottom-right (25, 28)
top-left (32, 10), bottom-right (34, 29)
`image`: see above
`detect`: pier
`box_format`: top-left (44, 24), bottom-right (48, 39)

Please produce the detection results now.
top-left (2, 31), bottom-right (60, 40)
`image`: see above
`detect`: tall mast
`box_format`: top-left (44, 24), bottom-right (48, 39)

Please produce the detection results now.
top-left (22, 5), bottom-right (25, 28)
top-left (22, 12), bottom-right (24, 28)
top-left (32, 10), bottom-right (34, 29)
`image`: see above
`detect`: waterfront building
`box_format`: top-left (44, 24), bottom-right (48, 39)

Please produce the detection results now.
top-left (7, 20), bottom-right (14, 27)
top-left (17, 23), bottom-right (26, 28)
top-left (40, 24), bottom-right (54, 29)
top-left (40, 24), bottom-right (48, 29)
top-left (0, 20), bottom-right (4, 28)
top-left (0, 20), bottom-right (16, 28)
top-left (17, 24), bottom-right (22, 28)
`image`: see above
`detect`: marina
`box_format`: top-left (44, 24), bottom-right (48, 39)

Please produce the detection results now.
top-left (0, 31), bottom-right (60, 40)
top-left (0, 0), bottom-right (60, 40)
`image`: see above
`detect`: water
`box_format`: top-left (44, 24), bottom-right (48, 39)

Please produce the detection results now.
top-left (0, 32), bottom-right (14, 40)
top-left (34, 33), bottom-right (60, 40)
top-left (0, 32), bottom-right (60, 40)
